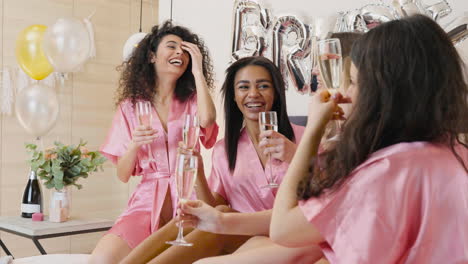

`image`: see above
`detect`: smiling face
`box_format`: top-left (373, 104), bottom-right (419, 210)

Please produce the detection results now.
top-left (234, 65), bottom-right (275, 122)
top-left (152, 34), bottom-right (190, 79)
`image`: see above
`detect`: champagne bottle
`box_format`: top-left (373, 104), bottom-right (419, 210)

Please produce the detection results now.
top-left (21, 170), bottom-right (42, 218)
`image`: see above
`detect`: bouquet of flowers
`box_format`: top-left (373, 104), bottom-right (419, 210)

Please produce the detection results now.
top-left (26, 140), bottom-right (106, 190)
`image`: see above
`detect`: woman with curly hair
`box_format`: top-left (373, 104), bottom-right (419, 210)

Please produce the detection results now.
top-left (90, 20), bottom-right (218, 264)
top-left (122, 56), bottom-right (320, 264)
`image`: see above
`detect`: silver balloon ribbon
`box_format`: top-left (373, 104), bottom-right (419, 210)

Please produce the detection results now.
top-left (16, 66), bottom-right (32, 93)
top-left (83, 18), bottom-right (96, 59)
top-left (1, 67), bottom-right (13, 115)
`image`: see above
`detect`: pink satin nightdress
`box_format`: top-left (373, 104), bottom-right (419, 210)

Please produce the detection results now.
top-left (299, 142), bottom-right (468, 263)
top-left (100, 95), bottom-right (218, 248)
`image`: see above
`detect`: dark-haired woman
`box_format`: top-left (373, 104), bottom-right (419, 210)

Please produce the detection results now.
top-left (90, 20), bottom-right (218, 264)
top-left (271, 15), bottom-right (468, 263)
top-left (142, 56), bottom-right (322, 264)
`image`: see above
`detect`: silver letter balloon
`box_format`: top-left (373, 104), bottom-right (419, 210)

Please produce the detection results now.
top-left (230, 0), bottom-right (467, 95)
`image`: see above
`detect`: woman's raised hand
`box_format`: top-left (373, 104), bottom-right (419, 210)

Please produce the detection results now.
top-left (307, 90), bottom-right (350, 132)
top-left (181, 41), bottom-right (203, 76)
top-left (258, 131), bottom-right (297, 164)
top-left (130, 125), bottom-right (158, 149)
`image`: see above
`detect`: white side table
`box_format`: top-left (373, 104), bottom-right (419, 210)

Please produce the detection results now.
top-left (0, 216), bottom-right (113, 258)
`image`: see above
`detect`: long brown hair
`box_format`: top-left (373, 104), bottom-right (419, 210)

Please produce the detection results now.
top-left (299, 15), bottom-right (468, 199)
top-left (115, 20), bottom-right (214, 106)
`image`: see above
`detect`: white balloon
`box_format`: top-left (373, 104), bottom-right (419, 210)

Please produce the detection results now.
top-left (15, 83), bottom-right (59, 138)
top-left (122, 32), bottom-right (148, 61)
top-left (43, 18), bottom-right (91, 73)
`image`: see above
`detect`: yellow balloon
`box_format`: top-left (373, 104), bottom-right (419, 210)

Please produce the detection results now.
top-left (15, 25), bottom-right (54, 80)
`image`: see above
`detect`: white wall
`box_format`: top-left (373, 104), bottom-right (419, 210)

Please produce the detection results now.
top-left (161, 0), bottom-right (468, 116)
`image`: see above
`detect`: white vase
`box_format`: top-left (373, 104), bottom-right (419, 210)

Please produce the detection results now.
top-left (49, 186), bottom-right (71, 221)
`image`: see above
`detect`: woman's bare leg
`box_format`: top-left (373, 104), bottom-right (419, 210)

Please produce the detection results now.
top-left (120, 219), bottom-right (182, 264)
top-left (89, 234), bottom-right (132, 264)
top-left (120, 186), bottom-right (177, 264)
top-left (194, 236), bottom-right (323, 264)
top-left (147, 228), bottom-right (250, 264)
top-left (123, 204), bottom-right (249, 264)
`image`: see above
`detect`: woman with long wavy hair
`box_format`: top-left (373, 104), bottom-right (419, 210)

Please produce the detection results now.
top-left (271, 15), bottom-right (468, 263)
top-left (90, 20), bottom-right (218, 264)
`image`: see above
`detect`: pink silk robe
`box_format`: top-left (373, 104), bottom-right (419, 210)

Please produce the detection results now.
top-left (299, 142), bottom-right (468, 263)
top-left (209, 124), bottom-right (304, 212)
top-left (100, 95), bottom-right (218, 248)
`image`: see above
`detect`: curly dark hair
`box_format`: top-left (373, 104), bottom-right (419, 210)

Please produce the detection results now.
top-left (115, 20), bottom-right (214, 106)
top-left (298, 15), bottom-right (468, 199)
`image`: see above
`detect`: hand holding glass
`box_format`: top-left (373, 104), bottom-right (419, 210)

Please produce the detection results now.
top-left (136, 101), bottom-right (155, 162)
top-left (166, 153), bottom-right (198, 246)
top-left (259, 111), bottom-right (279, 189)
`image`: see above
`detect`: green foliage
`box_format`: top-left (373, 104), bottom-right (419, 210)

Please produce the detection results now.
top-left (25, 139), bottom-right (107, 191)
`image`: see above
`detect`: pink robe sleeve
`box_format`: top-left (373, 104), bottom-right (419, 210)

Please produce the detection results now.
top-left (100, 103), bottom-right (131, 164)
top-left (207, 143), bottom-right (228, 200)
top-left (200, 122), bottom-right (219, 149)
top-left (100, 101), bottom-right (141, 175)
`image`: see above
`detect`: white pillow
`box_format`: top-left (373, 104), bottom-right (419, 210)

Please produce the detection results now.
top-left (12, 254), bottom-right (89, 264)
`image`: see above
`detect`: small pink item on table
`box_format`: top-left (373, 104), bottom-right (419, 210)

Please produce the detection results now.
top-left (32, 212), bottom-right (44, 221)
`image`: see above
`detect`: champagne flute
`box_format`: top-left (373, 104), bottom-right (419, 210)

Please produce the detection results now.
top-left (182, 114), bottom-right (200, 152)
top-left (259, 111), bottom-right (279, 189)
top-left (166, 153), bottom-right (198, 246)
top-left (136, 101), bottom-right (155, 162)
top-left (317, 38), bottom-right (343, 141)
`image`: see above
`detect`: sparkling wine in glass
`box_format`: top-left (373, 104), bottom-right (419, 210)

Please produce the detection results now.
top-left (136, 101), bottom-right (155, 162)
top-left (182, 114), bottom-right (200, 152)
top-left (259, 111), bottom-right (279, 189)
top-left (166, 153), bottom-right (198, 247)
top-left (317, 38), bottom-right (343, 141)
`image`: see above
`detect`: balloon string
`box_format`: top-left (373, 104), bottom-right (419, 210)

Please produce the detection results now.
top-left (87, 9), bottom-right (97, 20)
top-left (139, 0), bottom-right (143, 32)
top-left (36, 137), bottom-right (44, 152)
top-left (170, 0), bottom-right (173, 20)
top-left (151, 0), bottom-right (154, 24)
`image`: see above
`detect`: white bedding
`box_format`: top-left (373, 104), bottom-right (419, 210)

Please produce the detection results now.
top-left (12, 254), bottom-right (89, 264)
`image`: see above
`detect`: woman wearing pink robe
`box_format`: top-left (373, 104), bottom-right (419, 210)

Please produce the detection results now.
top-left (90, 20), bottom-right (218, 264)
top-left (270, 15), bottom-right (468, 263)
top-left (165, 57), bottom-right (323, 264)
top-left (207, 122), bottom-right (304, 213)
